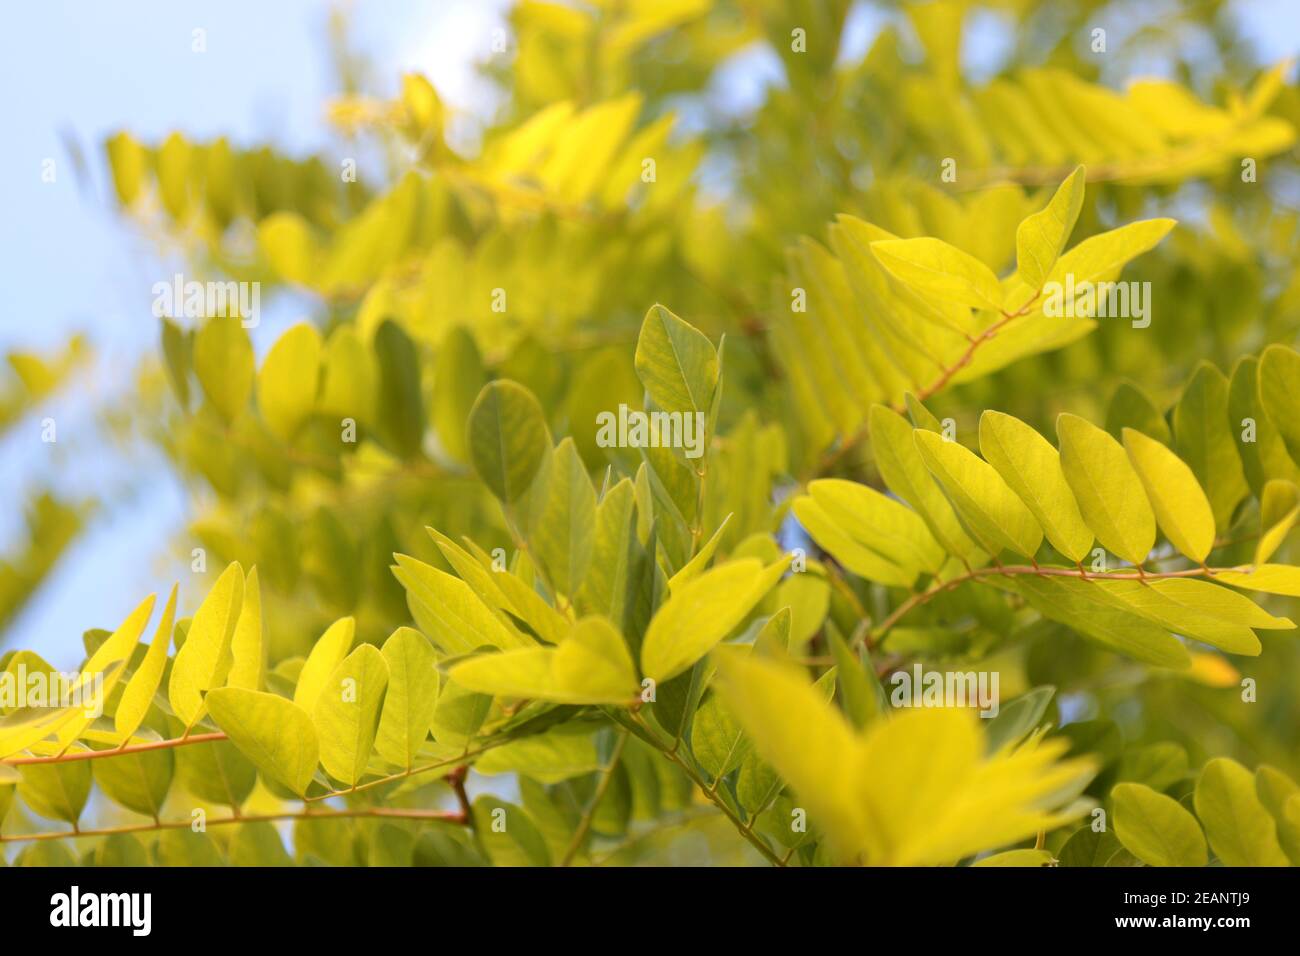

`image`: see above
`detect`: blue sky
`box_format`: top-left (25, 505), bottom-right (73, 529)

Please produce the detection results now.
top-left (0, 0), bottom-right (1296, 666)
top-left (0, 1), bottom-right (509, 664)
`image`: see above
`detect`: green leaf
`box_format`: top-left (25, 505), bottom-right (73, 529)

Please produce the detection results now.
top-left (640, 557), bottom-right (788, 683)
top-left (979, 411), bottom-right (1092, 562)
top-left (633, 304), bottom-right (718, 416)
top-left (826, 627), bottom-right (885, 730)
top-left (1105, 381), bottom-right (1171, 445)
top-left (193, 316), bottom-right (254, 423)
top-left (690, 690), bottom-right (752, 782)
top-left (206, 687), bottom-right (320, 797)
top-left (174, 735), bottom-right (255, 808)
top-left (984, 686), bottom-right (1055, 753)
top-left (550, 617), bottom-right (638, 704)
top-left (1057, 413), bottom-right (1156, 566)
top-left (230, 821), bottom-right (294, 866)
top-left (1007, 575), bottom-right (1190, 668)
top-left (869, 405), bottom-right (983, 563)
top-left (115, 584), bottom-right (177, 743)
top-left (914, 429), bottom-right (1043, 558)
top-left (1112, 781), bottom-right (1207, 866)
top-left (476, 726), bottom-right (600, 783)
top-left (1173, 363), bottom-right (1248, 533)
top-left (1255, 767), bottom-right (1300, 864)
top-left (1215, 564), bottom-right (1300, 596)
top-left (1193, 757), bottom-right (1289, 866)
top-left (318, 325), bottom-right (377, 425)
top-left (1259, 344), bottom-right (1300, 464)
top-left (773, 573), bottom-right (830, 648)
top-left (449, 617), bottom-right (638, 705)
top-left (18, 761), bottom-right (92, 824)
top-left (392, 555), bottom-right (529, 654)
top-left (256, 322), bottom-right (321, 441)
top-left (870, 236), bottom-right (1005, 311)
top-left (472, 796), bottom-right (551, 866)
top-left (1015, 165), bottom-right (1086, 290)
top-left (93, 833), bottom-right (150, 867)
top-left (291, 616), bottom-right (355, 714)
top-left (576, 478), bottom-right (636, 618)
top-left (312, 644), bottom-right (390, 787)
top-left (527, 437), bottom-right (596, 598)
top-left (1228, 356), bottom-right (1300, 497)
top-left (1093, 578), bottom-right (1268, 655)
top-left (168, 562), bottom-right (244, 728)
top-left (373, 319), bottom-right (426, 457)
top-left (791, 495), bottom-right (915, 587)
top-left (1122, 428), bottom-right (1216, 563)
top-left (1041, 218), bottom-right (1176, 294)
top-left (93, 749), bottom-right (174, 818)
top-left (156, 828), bottom-right (224, 866)
top-left (467, 380), bottom-right (551, 502)
top-left (804, 479), bottom-right (946, 576)
top-left (428, 681), bottom-right (491, 750)
top-left (431, 326), bottom-right (485, 463)
top-left (1257, 480), bottom-right (1300, 565)
top-left (375, 627), bottom-right (440, 770)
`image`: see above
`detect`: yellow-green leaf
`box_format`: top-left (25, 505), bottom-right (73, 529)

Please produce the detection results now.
top-left (115, 584), bottom-right (178, 743)
top-left (206, 687), bottom-right (319, 797)
top-left (193, 316), bottom-right (254, 424)
top-left (914, 429), bottom-right (1043, 558)
top-left (805, 479), bottom-right (946, 575)
top-left (1259, 344), bottom-right (1300, 464)
top-left (640, 557), bottom-right (788, 683)
top-left (168, 562), bottom-right (244, 728)
top-left (1122, 428), bottom-right (1216, 563)
top-left (1174, 363), bottom-right (1249, 533)
top-left (256, 322), bottom-right (321, 441)
top-left (634, 303), bottom-right (718, 416)
top-left (313, 644), bottom-right (390, 787)
top-left (527, 436), bottom-right (596, 598)
top-left (467, 380), bottom-right (551, 503)
top-left (18, 761), bottom-right (92, 825)
top-left (1215, 564), bottom-right (1300, 596)
top-left (1257, 479), bottom-right (1300, 565)
top-left (869, 405), bottom-right (983, 562)
top-left (871, 236), bottom-right (1004, 311)
top-left (1057, 413), bottom-right (1156, 566)
top-left (291, 616), bottom-right (356, 714)
top-left (226, 566), bottom-right (264, 691)
top-left (375, 627), bottom-right (440, 770)
top-left (449, 617), bottom-right (637, 705)
top-left (1015, 165), bottom-right (1085, 290)
top-left (979, 410), bottom-right (1092, 562)
top-left (1112, 781), bottom-right (1207, 866)
top-left (1194, 757), bottom-right (1289, 866)
top-left (392, 555), bottom-right (529, 654)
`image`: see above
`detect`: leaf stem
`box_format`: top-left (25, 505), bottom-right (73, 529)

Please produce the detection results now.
top-left (559, 729), bottom-right (628, 866)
